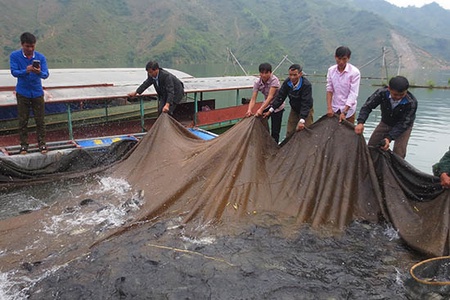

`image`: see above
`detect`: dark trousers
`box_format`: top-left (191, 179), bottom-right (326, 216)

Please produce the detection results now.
top-left (262, 109), bottom-right (284, 143)
top-left (286, 108), bottom-right (314, 137)
top-left (158, 100), bottom-right (177, 115)
top-left (336, 110), bottom-right (355, 124)
top-left (16, 93), bottom-right (46, 147)
top-left (368, 121), bottom-right (413, 159)
top-left (345, 113), bottom-right (355, 124)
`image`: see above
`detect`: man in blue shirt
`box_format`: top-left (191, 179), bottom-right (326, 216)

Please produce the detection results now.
top-left (10, 32), bottom-right (50, 154)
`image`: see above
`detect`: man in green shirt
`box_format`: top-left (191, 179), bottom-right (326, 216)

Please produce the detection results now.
top-left (433, 147), bottom-right (450, 189)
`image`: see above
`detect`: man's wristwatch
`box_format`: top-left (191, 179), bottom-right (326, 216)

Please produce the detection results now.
top-left (268, 107), bottom-right (275, 113)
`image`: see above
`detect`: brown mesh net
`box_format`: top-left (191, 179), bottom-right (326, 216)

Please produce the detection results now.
top-left (0, 113), bottom-right (448, 288)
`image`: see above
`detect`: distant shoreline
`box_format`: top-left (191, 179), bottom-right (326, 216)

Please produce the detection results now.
top-left (372, 84), bottom-right (450, 89)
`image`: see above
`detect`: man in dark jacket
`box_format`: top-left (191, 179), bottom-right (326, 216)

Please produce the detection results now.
top-left (263, 64), bottom-right (314, 138)
top-left (433, 147), bottom-right (450, 189)
top-left (355, 76), bottom-right (417, 158)
top-left (128, 61), bottom-right (184, 115)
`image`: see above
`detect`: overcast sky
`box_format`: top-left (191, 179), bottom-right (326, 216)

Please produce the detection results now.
top-left (385, 0), bottom-right (450, 9)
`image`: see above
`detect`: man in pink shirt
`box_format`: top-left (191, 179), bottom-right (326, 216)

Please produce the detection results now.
top-left (326, 46), bottom-right (360, 123)
top-left (246, 63), bottom-right (284, 143)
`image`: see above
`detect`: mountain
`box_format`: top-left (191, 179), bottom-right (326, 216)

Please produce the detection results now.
top-left (351, 0), bottom-right (450, 70)
top-left (1, 0), bottom-right (449, 75)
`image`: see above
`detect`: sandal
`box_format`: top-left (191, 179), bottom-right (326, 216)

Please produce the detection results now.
top-left (20, 146), bottom-right (28, 155)
top-left (39, 145), bottom-right (48, 154)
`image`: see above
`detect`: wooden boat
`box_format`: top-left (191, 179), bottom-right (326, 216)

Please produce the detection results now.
top-left (0, 68), bottom-right (261, 155)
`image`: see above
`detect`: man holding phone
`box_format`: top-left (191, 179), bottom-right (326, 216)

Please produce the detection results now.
top-left (10, 32), bottom-right (49, 154)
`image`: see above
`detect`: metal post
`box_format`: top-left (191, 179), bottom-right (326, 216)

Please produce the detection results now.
top-left (140, 97), bottom-right (145, 132)
top-left (66, 103), bottom-right (73, 140)
top-left (105, 100), bottom-right (109, 122)
top-left (193, 92), bottom-right (198, 126)
top-left (236, 89), bottom-right (240, 106)
top-left (228, 48), bottom-right (248, 76)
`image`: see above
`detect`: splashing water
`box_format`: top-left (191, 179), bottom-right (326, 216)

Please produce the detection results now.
top-left (384, 224), bottom-right (400, 241)
top-left (85, 176), bottom-right (132, 196)
top-left (0, 175), bottom-right (144, 300)
top-left (42, 176), bottom-right (141, 235)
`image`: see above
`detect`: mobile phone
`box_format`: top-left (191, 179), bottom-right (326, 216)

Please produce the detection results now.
top-left (32, 60), bottom-right (40, 68)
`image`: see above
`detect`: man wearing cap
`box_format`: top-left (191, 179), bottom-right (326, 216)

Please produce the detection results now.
top-left (263, 64), bottom-right (313, 139)
top-left (354, 76), bottom-right (418, 158)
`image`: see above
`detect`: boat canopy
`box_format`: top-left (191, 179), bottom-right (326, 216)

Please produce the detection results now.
top-left (0, 68), bottom-right (257, 107)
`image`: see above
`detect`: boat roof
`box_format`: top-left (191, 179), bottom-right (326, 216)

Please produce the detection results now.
top-left (0, 68), bottom-right (257, 107)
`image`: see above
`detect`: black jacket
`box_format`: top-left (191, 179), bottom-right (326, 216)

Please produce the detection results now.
top-left (136, 68), bottom-right (184, 105)
top-left (433, 147), bottom-right (450, 177)
top-left (271, 76), bottom-right (313, 119)
top-left (357, 87), bottom-right (418, 141)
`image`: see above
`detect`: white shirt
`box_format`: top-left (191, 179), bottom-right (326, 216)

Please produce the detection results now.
top-left (326, 63), bottom-right (361, 116)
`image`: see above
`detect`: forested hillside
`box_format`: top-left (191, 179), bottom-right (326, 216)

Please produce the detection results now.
top-left (1, 0), bottom-right (449, 74)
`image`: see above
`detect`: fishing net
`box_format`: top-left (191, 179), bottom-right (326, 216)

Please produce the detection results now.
top-left (369, 148), bottom-right (449, 257)
top-left (0, 139), bottom-right (137, 190)
top-left (405, 256), bottom-right (450, 299)
top-left (0, 113), bottom-right (449, 299)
